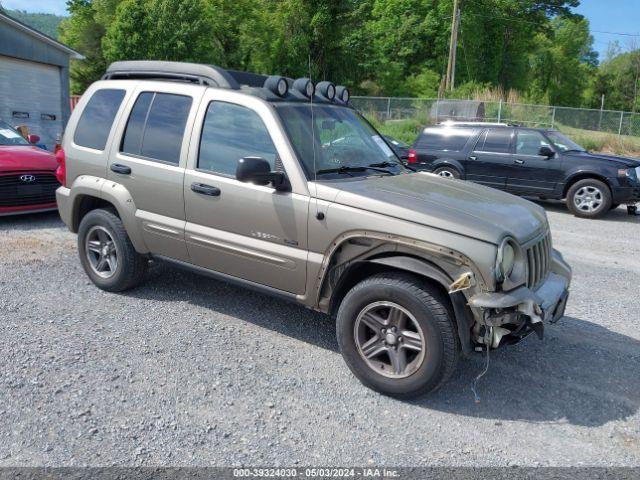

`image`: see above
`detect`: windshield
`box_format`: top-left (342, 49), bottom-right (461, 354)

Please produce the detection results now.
top-left (274, 104), bottom-right (404, 179)
top-left (546, 131), bottom-right (586, 152)
top-left (0, 121), bottom-right (29, 146)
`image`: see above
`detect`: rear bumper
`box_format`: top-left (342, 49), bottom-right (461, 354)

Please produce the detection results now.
top-left (55, 186), bottom-right (73, 229)
top-left (0, 203), bottom-right (57, 216)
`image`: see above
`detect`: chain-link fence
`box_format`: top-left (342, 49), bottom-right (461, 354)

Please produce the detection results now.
top-left (352, 96), bottom-right (640, 138)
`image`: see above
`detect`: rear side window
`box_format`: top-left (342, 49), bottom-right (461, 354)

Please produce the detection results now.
top-left (121, 92), bottom-right (192, 164)
top-left (415, 127), bottom-right (475, 152)
top-left (198, 102), bottom-right (277, 176)
top-left (74, 89), bottom-right (125, 150)
top-left (475, 128), bottom-right (513, 153)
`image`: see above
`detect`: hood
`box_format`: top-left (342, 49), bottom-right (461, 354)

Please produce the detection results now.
top-left (567, 151), bottom-right (640, 168)
top-left (0, 145), bottom-right (57, 173)
top-left (320, 173), bottom-right (547, 245)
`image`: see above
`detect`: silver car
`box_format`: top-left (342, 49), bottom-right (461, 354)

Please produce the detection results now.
top-left (56, 61), bottom-right (571, 397)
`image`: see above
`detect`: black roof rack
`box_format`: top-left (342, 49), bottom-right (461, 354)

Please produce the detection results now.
top-left (103, 61), bottom-right (241, 89)
top-left (102, 61), bottom-right (350, 105)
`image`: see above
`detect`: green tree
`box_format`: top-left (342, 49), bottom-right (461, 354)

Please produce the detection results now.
top-left (103, 0), bottom-right (222, 64)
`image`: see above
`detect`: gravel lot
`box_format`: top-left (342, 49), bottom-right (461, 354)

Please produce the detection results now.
top-left (0, 203), bottom-right (639, 467)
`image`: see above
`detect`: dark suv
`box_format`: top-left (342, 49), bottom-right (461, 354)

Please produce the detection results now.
top-left (409, 124), bottom-right (640, 218)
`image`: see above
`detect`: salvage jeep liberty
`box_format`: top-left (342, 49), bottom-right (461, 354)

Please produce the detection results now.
top-left (56, 61), bottom-right (572, 396)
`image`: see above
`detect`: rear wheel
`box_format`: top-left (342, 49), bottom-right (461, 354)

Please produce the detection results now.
top-left (336, 273), bottom-right (459, 397)
top-left (78, 209), bottom-right (147, 292)
top-left (433, 166), bottom-right (461, 179)
top-left (566, 178), bottom-right (612, 219)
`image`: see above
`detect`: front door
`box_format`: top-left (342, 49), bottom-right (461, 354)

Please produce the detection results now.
top-left (107, 83), bottom-right (203, 261)
top-left (507, 130), bottom-right (564, 196)
top-left (464, 128), bottom-right (515, 190)
top-left (183, 98), bottom-right (309, 294)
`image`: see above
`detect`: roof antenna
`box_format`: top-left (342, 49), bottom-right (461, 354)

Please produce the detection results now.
top-left (309, 55), bottom-right (324, 221)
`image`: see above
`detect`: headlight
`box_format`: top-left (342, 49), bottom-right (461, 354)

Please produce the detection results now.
top-left (495, 237), bottom-right (526, 288)
top-left (619, 168), bottom-right (639, 182)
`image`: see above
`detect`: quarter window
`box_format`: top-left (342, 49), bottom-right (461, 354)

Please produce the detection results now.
top-left (121, 92), bottom-right (192, 164)
top-left (516, 131), bottom-right (551, 156)
top-left (74, 89), bottom-right (125, 150)
top-left (476, 129), bottom-right (513, 153)
top-left (198, 102), bottom-right (277, 176)
top-left (416, 127), bottom-right (476, 152)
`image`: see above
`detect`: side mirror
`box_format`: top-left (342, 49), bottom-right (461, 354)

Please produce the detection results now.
top-left (236, 157), bottom-right (291, 191)
top-left (539, 146), bottom-right (555, 158)
top-left (27, 134), bottom-right (40, 144)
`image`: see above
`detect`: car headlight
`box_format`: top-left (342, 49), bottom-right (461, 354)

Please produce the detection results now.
top-left (495, 237), bottom-right (526, 288)
top-left (619, 168), bottom-right (639, 182)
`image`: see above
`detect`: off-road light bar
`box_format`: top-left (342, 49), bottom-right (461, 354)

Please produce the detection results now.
top-left (316, 81), bottom-right (336, 101)
top-left (265, 76), bottom-right (289, 97)
top-left (293, 78), bottom-right (315, 98)
top-left (336, 86), bottom-right (350, 103)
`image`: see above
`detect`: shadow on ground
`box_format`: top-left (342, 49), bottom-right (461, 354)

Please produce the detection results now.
top-left (127, 262), bottom-right (640, 428)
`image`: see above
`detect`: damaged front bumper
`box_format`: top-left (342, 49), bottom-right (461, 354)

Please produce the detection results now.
top-left (466, 251), bottom-right (571, 348)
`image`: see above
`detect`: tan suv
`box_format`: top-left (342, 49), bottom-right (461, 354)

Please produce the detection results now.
top-left (56, 61), bottom-right (571, 397)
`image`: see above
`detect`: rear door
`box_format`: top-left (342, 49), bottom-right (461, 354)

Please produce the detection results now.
top-left (107, 82), bottom-right (205, 261)
top-left (507, 129), bottom-right (564, 195)
top-left (465, 128), bottom-right (515, 190)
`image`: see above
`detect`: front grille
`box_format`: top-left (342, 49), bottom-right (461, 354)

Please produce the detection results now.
top-left (0, 172), bottom-right (59, 207)
top-left (525, 234), bottom-right (551, 290)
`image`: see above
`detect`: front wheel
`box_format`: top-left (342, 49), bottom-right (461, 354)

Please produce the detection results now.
top-left (433, 166), bottom-right (461, 179)
top-left (566, 178), bottom-right (612, 219)
top-left (336, 273), bottom-right (459, 397)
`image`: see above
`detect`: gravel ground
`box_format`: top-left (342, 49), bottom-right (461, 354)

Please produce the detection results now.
top-left (0, 203), bottom-right (639, 467)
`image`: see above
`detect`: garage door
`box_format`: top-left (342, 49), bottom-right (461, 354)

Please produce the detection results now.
top-left (0, 55), bottom-right (63, 150)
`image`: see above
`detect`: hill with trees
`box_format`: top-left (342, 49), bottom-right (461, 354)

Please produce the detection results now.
top-left (49, 0), bottom-right (639, 113)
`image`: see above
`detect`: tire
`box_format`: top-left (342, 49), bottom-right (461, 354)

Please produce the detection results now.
top-left (566, 178), bottom-right (612, 219)
top-left (433, 166), bottom-right (461, 179)
top-left (77, 209), bottom-right (147, 292)
top-left (336, 272), bottom-right (459, 397)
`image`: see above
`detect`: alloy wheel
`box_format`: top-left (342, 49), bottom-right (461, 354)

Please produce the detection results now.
top-left (573, 185), bottom-right (603, 213)
top-left (353, 301), bottom-right (426, 379)
top-left (85, 225), bottom-right (119, 279)
top-left (437, 169), bottom-right (455, 178)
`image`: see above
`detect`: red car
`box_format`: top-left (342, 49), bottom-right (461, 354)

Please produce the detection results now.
top-left (0, 121), bottom-right (60, 216)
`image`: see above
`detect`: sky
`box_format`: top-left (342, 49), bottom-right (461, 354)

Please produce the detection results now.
top-left (3, 0), bottom-right (640, 60)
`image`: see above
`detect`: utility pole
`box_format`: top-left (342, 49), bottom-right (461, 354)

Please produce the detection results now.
top-left (445, 0), bottom-right (461, 92)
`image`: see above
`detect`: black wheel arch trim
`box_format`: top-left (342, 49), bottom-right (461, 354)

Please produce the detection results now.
top-left (562, 171), bottom-right (613, 198)
top-left (432, 159), bottom-right (464, 175)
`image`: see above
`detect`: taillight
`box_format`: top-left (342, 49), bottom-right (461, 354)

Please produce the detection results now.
top-left (407, 149), bottom-right (417, 164)
top-left (55, 148), bottom-right (66, 187)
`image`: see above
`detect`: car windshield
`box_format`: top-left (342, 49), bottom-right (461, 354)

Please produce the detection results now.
top-left (0, 121), bottom-right (29, 146)
top-left (274, 103), bottom-right (404, 179)
top-left (546, 131), bottom-right (586, 152)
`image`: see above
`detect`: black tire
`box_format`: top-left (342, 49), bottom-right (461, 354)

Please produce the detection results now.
top-left (610, 203), bottom-right (620, 211)
top-left (433, 166), bottom-right (461, 179)
top-left (566, 178), bottom-right (612, 219)
top-left (336, 272), bottom-right (459, 397)
top-left (77, 209), bottom-right (147, 292)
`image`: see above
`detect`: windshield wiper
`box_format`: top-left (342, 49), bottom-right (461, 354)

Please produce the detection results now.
top-left (562, 149), bottom-right (586, 154)
top-left (316, 165), bottom-right (393, 176)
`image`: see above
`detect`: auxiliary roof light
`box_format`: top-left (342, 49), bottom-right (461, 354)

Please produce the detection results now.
top-left (336, 86), bottom-right (350, 103)
top-left (265, 76), bottom-right (289, 97)
top-left (316, 81), bottom-right (336, 101)
top-left (293, 78), bottom-right (315, 98)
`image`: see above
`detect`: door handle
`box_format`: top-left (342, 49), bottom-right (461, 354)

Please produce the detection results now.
top-left (191, 182), bottom-right (221, 197)
top-left (514, 159), bottom-right (525, 165)
top-left (468, 156), bottom-right (477, 161)
top-left (110, 163), bottom-right (131, 175)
